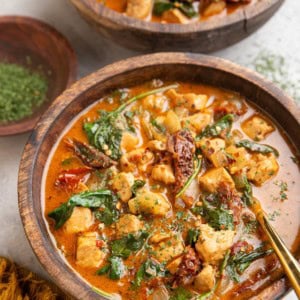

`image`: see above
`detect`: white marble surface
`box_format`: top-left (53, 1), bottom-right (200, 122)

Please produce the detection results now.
top-left (0, 0), bottom-right (299, 299)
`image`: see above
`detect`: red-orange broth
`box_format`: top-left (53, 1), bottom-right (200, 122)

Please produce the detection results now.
top-left (44, 81), bottom-right (300, 299)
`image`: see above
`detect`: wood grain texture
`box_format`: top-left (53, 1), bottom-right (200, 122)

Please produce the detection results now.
top-left (69, 0), bottom-right (284, 52)
top-left (0, 16), bottom-right (77, 136)
top-left (18, 53), bottom-right (299, 300)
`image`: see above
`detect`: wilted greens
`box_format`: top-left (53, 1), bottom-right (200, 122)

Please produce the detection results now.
top-left (48, 190), bottom-right (119, 229)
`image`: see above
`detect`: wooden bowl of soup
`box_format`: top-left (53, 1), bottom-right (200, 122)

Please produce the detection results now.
top-left (18, 53), bottom-right (299, 300)
top-left (69, 0), bottom-right (284, 52)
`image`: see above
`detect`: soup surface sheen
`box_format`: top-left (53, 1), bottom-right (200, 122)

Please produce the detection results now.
top-left (44, 81), bottom-right (299, 300)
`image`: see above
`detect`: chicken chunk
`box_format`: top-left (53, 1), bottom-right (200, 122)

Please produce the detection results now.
top-left (64, 207), bottom-right (94, 234)
top-left (142, 94), bottom-right (168, 113)
top-left (166, 256), bottom-right (183, 274)
top-left (182, 113), bottom-right (212, 135)
top-left (111, 172), bottom-right (135, 202)
top-left (162, 8), bottom-right (188, 24)
top-left (146, 140), bottom-right (166, 152)
top-left (128, 191), bottom-right (171, 216)
top-left (195, 224), bottom-right (235, 264)
top-left (76, 232), bottom-right (106, 268)
top-left (166, 89), bottom-right (208, 112)
top-left (150, 232), bottom-right (171, 244)
top-left (197, 138), bottom-right (228, 168)
top-left (121, 132), bottom-right (139, 152)
top-left (197, 138), bottom-right (225, 155)
top-left (242, 115), bottom-right (274, 141)
top-left (226, 145), bottom-right (251, 174)
top-left (174, 106), bottom-right (189, 119)
top-left (120, 148), bottom-right (154, 173)
top-left (184, 94), bottom-right (208, 112)
top-left (116, 214), bottom-right (143, 237)
top-left (151, 234), bottom-right (185, 263)
top-left (194, 264), bottom-right (216, 293)
top-left (138, 149), bottom-right (155, 172)
top-left (151, 164), bottom-right (176, 184)
top-left (201, 0), bottom-right (226, 17)
top-left (164, 110), bottom-right (181, 133)
top-left (198, 167), bottom-right (235, 193)
top-left (126, 0), bottom-right (152, 19)
top-left (247, 153), bottom-right (279, 186)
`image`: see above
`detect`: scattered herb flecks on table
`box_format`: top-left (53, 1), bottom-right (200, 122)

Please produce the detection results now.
top-left (0, 62), bottom-right (48, 123)
top-left (251, 50), bottom-right (300, 103)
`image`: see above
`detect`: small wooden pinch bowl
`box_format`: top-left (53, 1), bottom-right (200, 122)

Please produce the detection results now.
top-left (0, 16), bottom-right (77, 136)
top-left (69, 0), bottom-right (284, 52)
top-left (18, 53), bottom-right (299, 299)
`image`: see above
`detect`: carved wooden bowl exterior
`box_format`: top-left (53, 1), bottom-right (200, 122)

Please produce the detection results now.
top-left (69, 0), bottom-right (284, 52)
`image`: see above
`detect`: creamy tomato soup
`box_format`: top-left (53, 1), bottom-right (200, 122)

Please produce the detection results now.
top-left (44, 80), bottom-right (299, 299)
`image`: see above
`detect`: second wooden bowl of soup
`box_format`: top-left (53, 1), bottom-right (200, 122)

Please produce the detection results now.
top-left (69, 0), bottom-right (284, 52)
top-left (19, 53), bottom-right (299, 300)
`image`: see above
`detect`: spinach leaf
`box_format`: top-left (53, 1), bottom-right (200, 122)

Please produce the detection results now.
top-left (48, 190), bottom-right (119, 229)
top-left (179, 3), bottom-right (198, 18)
top-left (133, 259), bottom-right (166, 288)
top-left (96, 264), bottom-right (110, 275)
top-left (186, 228), bottom-right (200, 246)
top-left (68, 190), bottom-right (115, 207)
top-left (196, 114), bottom-right (234, 140)
top-left (84, 111), bottom-right (122, 161)
top-left (109, 256), bottom-right (126, 280)
top-left (111, 231), bottom-right (149, 258)
top-left (153, 0), bottom-right (198, 18)
top-left (124, 110), bottom-right (136, 132)
top-left (131, 179), bottom-right (146, 196)
top-left (236, 139), bottom-right (279, 157)
top-left (151, 118), bottom-right (166, 133)
top-left (153, 0), bottom-right (173, 16)
top-left (48, 203), bottom-right (73, 230)
top-left (94, 204), bottom-right (119, 226)
top-left (233, 172), bottom-right (253, 206)
top-left (170, 286), bottom-right (193, 300)
top-left (192, 200), bottom-right (234, 231)
top-left (84, 84), bottom-right (178, 161)
top-left (226, 245), bottom-right (273, 282)
top-left (203, 205), bottom-right (234, 231)
top-left (96, 256), bottom-right (126, 280)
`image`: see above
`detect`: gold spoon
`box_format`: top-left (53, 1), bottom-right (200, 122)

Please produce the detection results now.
top-left (252, 198), bottom-right (300, 298)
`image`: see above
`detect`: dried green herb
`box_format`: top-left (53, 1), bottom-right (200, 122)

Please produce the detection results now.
top-left (251, 51), bottom-right (300, 102)
top-left (0, 62), bottom-right (48, 123)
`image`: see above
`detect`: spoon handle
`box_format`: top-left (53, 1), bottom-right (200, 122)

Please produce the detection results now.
top-left (260, 214), bottom-right (300, 298)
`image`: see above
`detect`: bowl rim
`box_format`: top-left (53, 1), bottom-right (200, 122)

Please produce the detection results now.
top-left (69, 0), bottom-right (284, 34)
top-left (18, 52), bottom-right (299, 300)
top-left (0, 15), bottom-right (77, 136)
